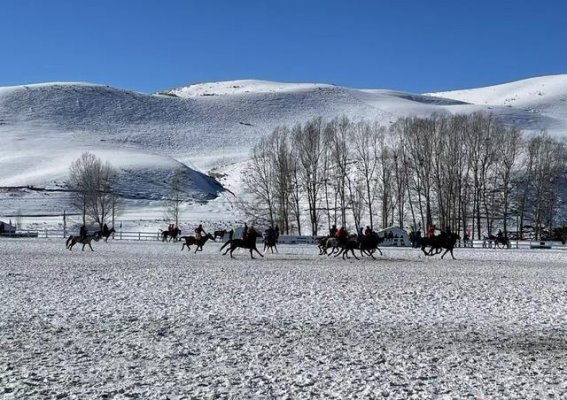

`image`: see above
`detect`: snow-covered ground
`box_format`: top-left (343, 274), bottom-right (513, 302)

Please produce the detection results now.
top-left (1, 239), bottom-right (566, 399)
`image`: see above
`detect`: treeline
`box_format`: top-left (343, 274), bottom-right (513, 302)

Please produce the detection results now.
top-left (240, 113), bottom-right (566, 239)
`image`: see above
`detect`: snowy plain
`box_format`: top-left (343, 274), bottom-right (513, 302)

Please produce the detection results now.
top-left (1, 238), bottom-right (566, 399)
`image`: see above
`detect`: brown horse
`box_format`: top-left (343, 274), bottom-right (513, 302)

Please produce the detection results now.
top-left (161, 226), bottom-right (181, 242)
top-left (180, 233), bottom-right (215, 253)
top-left (94, 228), bottom-right (115, 242)
top-left (419, 233), bottom-right (459, 259)
top-left (263, 236), bottom-right (278, 253)
top-left (66, 235), bottom-right (99, 251)
top-left (213, 229), bottom-right (227, 241)
top-left (219, 228), bottom-right (263, 259)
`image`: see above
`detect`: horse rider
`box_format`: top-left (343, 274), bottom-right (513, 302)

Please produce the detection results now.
top-left (103, 223), bottom-right (110, 235)
top-left (242, 223), bottom-right (249, 240)
top-left (357, 227), bottom-right (364, 242)
top-left (336, 226), bottom-right (348, 245)
top-left (427, 224), bottom-right (436, 238)
top-left (195, 224), bottom-right (206, 241)
top-left (80, 224), bottom-right (87, 240)
top-left (364, 225), bottom-right (372, 237)
top-left (274, 226), bottom-right (280, 241)
top-left (329, 224), bottom-right (337, 237)
top-left (440, 225), bottom-right (451, 239)
top-left (265, 226), bottom-right (275, 241)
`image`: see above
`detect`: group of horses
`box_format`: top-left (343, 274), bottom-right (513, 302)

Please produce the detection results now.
top-left (64, 223), bottom-right (467, 260)
top-left (318, 231), bottom-right (462, 260)
top-left (179, 228), bottom-right (276, 258)
top-left (318, 232), bottom-right (385, 260)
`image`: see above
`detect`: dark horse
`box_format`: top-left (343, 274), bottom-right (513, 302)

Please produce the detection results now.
top-left (219, 228), bottom-right (264, 259)
top-left (66, 235), bottom-right (99, 251)
top-left (213, 229), bottom-right (227, 241)
top-left (489, 234), bottom-right (510, 249)
top-left (263, 236), bottom-right (278, 253)
top-left (161, 226), bottom-right (181, 242)
top-left (94, 227), bottom-right (115, 242)
top-left (419, 233), bottom-right (460, 259)
top-left (180, 233), bottom-right (215, 253)
top-left (358, 232), bottom-right (384, 259)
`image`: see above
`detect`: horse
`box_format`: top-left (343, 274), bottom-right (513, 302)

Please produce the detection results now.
top-left (94, 227), bottom-right (115, 242)
top-left (317, 236), bottom-right (331, 255)
top-left (322, 237), bottom-right (341, 256)
top-left (419, 233), bottom-right (460, 259)
top-left (66, 235), bottom-right (99, 251)
top-left (263, 235), bottom-right (278, 253)
top-left (180, 233), bottom-right (215, 253)
top-left (358, 232), bottom-right (384, 259)
top-left (219, 228), bottom-right (264, 259)
top-left (213, 229), bottom-right (227, 241)
top-left (409, 231), bottom-right (422, 248)
top-left (333, 235), bottom-right (361, 260)
top-left (490, 234), bottom-right (510, 249)
top-left (323, 234), bottom-right (359, 260)
top-left (161, 227), bottom-right (181, 242)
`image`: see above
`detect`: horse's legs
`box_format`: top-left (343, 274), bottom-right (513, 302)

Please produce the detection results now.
top-left (449, 248), bottom-right (456, 260)
top-left (352, 249), bottom-right (359, 260)
top-left (181, 243), bottom-right (186, 251)
top-left (376, 247), bottom-right (383, 256)
top-left (250, 246), bottom-right (263, 258)
top-left (88, 243), bottom-right (94, 252)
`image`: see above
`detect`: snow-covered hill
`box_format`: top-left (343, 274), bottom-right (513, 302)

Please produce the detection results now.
top-left (1, 75), bottom-right (566, 227)
top-left (426, 74), bottom-right (567, 132)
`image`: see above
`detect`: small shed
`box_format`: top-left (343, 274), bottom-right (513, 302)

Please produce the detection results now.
top-left (377, 226), bottom-right (411, 247)
top-left (0, 221), bottom-right (16, 235)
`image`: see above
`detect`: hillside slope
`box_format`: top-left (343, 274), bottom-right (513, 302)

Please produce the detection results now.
top-left (0, 76), bottom-right (566, 225)
top-left (426, 74), bottom-right (567, 132)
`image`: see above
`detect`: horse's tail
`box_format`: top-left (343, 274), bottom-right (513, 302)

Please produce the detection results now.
top-left (220, 240), bottom-right (231, 252)
top-left (65, 235), bottom-right (73, 248)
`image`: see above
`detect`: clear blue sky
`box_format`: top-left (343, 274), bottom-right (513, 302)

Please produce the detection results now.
top-left (1, 0), bottom-right (566, 93)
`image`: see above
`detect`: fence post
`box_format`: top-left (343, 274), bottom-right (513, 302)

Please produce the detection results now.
top-left (138, 232), bottom-right (141, 241)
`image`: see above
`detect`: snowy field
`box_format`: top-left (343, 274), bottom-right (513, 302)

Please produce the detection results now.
top-left (1, 239), bottom-right (566, 399)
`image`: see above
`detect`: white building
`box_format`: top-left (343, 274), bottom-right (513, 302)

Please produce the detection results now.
top-left (377, 226), bottom-right (411, 247)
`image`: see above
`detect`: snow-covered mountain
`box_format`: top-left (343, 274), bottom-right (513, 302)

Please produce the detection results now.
top-left (1, 75), bottom-right (566, 227)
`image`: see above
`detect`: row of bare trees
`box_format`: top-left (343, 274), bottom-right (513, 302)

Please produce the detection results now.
top-left (241, 113), bottom-right (566, 239)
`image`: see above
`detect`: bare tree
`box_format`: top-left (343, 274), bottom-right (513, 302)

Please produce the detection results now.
top-left (352, 121), bottom-right (382, 230)
top-left (68, 152), bottom-right (119, 229)
top-left (293, 118), bottom-right (325, 235)
top-left (241, 137), bottom-right (277, 225)
top-left (165, 170), bottom-right (183, 227)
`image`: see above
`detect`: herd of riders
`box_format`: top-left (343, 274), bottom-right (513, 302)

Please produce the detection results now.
top-left (329, 223), bottom-right (377, 245)
top-left (70, 218), bottom-right (512, 259)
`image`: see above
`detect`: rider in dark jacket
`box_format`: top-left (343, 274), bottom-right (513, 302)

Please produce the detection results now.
top-left (80, 224), bottom-right (87, 240)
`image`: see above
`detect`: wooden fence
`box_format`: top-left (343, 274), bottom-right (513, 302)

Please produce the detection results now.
top-left (2, 230), bottom-right (567, 250)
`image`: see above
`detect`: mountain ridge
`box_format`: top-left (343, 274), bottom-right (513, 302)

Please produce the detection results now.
top-left (1, 74), bottom-right (565, 224)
